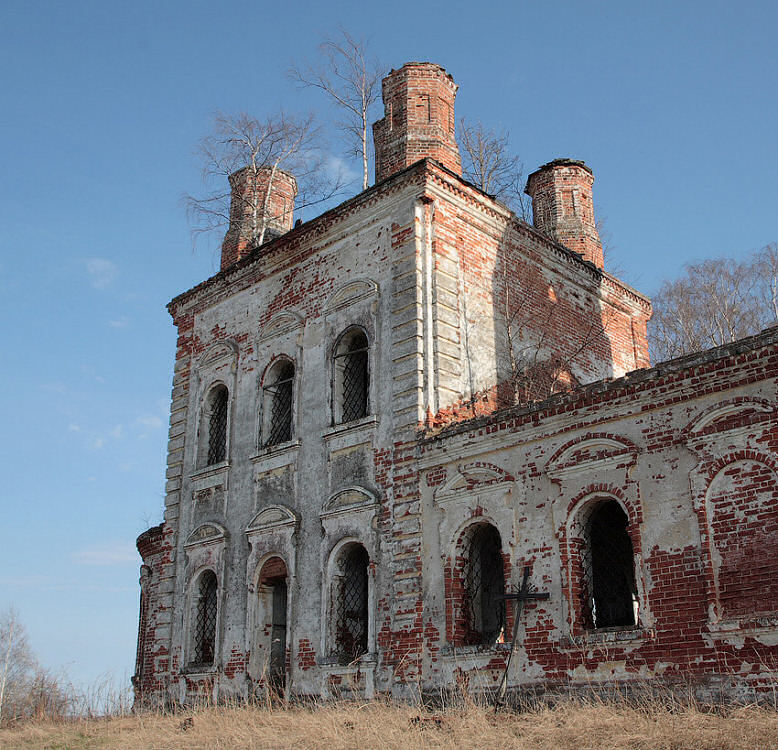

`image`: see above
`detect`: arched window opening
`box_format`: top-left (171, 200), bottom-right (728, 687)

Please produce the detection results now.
top-left (332, 543), bottom-right (369, 665)
top-left (263, 360), bottom-right (295, 447)
top-left (581, 499), bottom-right (638, 629)
top-left (206, 385), bottom-right (228, 465)
top-left (192, 570), bottom-right (218, 666)
top-left (459, 523), bottom-right (505, 645)
top-left (334, 328), bottom-right (369, 424)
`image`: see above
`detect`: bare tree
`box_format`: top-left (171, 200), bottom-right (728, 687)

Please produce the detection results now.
top-left (458, 118), bottom-right (530, 219)
top-left (289, 30), bottom-right (385, 191)
top-left (648, 244), bottom-right (778, 362)
top-left (0, 608), bottom-right (33, 723)
top-left (186, 111), bottom-right (344, 250)
top-left (499, 267), bottom-right (610, 405)
top-left (0, 609), bottom-right (71, 725)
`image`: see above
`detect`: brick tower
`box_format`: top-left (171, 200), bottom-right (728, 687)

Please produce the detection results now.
top-left (221, 165), bottom-right (298, 270)
top-left (525, 159), bottom-right (604, 269)
top-left (372, 62), bottom-right (461, 183)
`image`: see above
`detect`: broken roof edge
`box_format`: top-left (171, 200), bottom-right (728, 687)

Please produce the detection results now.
top-left (421, 324), bottom-right (778, 445)
top-left (167, 157), bottom-right (649, 317)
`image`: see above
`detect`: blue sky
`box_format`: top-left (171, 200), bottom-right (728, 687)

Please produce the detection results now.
top-left (1, 0), bottom-right (776, 689)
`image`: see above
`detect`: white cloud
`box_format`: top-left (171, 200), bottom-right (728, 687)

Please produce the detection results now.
top-left (136, 415), bottom-right (163, 429)
top-left (68, 423), bottom-right (81, 432)
top-left (73, 542), bottom-right (138, 566)
top-left (109, 424), bottom-right (123, 439)
top-left (108, 316), bottom-right (130, 328)
top-left (84, 258), bottom-right (118, 289)
top-left (323, 153), bottom-right (360, 187)
top-left (91, 437), bottom-right (105, 450)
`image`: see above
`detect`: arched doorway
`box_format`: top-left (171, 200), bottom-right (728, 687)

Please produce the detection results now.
top-left (257, 557), bottom-right (288, 692)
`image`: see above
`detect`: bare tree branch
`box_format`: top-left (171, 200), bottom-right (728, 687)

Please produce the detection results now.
top-left (648, 245), bottom-right (778, 362)
top-left (185, 111), bottom-right (345, 250)
top-left (289, 29), bottom-right (386, 191)
top-left (458, 118), bottom-right (530, 220)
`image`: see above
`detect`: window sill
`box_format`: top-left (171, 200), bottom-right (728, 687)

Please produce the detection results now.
top-left (318, 653), bottom-right (377, 669)
top-left (560, 626), bottom-right (654, 649)
top-left (708, 613), bottom-right (778, 636)
top-left (441, 642), bottom-right (512, 657)
top-left (323, 415), bottom-right (378, 441)
top-left (180, 663), bottom-right (217, 676)
top-left (250, 439), bottom-right (300, 461)
top-left (190, 461), bottom-right (229, 481)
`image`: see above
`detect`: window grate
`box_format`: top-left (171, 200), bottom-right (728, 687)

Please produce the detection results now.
top-left (341, 350), bottom-right (368, 422)
top-left (333, 545), bottom-right (369, 665)
top-left (207, 387), bottom-right (228, 465)
top-left (265, 363), bottom-right (294, 446)
top-left (335, 331), bottom-right (369, 424)
top-left (580, 499), bottom-right (637, 629)
top-left (461, 524), bottom-right (505, 645)
top-left (193, 571), bottom-right (217, 665)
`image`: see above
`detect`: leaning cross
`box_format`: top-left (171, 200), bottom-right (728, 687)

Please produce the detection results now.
top-left (495, 566), bottom-right (550, 707)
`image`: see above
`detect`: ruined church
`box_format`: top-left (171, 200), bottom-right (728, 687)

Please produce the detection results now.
top-left (134, 62), bottom-right (778, 705)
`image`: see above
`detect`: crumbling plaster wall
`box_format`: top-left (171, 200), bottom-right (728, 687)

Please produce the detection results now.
top-left (157, 178), bottom-right (428, 701)
top-left (135, 153), bottom-right (778, 704)
top-left (417, 330), bottom-right (778, 697)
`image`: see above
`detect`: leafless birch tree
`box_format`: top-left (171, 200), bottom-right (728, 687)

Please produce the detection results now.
top-left (648, 243), bottom-right (778, 361)
top-left (0, 608), bottom-right (32, 723)
top-left (458, 118), bottom-right (530, 219)
top-left (186, 111), bottom-right (344, 249)
top-left (0, 609), bottom-right (72, 725)
top-left (289, 30), bottom-right (385, 191)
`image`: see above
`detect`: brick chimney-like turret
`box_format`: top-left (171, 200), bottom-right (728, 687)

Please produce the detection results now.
top-left (525, 159), bottom-right (604, 269)
top-left (220, 166), bottom-right (298, 270)
top-left (372, 62), bottom-right (461, 184)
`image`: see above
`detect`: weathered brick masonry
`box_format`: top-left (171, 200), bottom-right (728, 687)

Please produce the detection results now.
top-left (134, 61), bottom-right (778, 705)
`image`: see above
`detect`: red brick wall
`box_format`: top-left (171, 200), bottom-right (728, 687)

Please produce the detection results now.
top-left (373, 63), bottom-right (461, 183)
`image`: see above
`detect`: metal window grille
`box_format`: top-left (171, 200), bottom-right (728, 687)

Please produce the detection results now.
top-left (461, 524), bottom-right (505, 645)
top-left (336, 332), bottom-right (368, 423)
top-left (193, 571), bottom-right (218, 665)
top-left (333, 545), bottom-right (369, 665)
top-left (264, 362), bottom-right (294, 446)
top-left (207, 387), bottom-right (228, 465)
top-left (580, 499), bottom-right (638, 629)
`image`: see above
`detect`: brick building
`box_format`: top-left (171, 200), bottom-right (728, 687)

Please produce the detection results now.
top-left (134, 62), bottom-right (778, 705)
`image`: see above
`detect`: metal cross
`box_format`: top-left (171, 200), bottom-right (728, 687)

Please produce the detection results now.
top-left (495, 566), bottom-right (550, 707)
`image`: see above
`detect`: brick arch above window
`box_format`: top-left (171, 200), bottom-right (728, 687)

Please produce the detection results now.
top-left (258, 311), bottom-right (304, 341)
top-left (198, 340), bottom-right (239, 369)
top-left (546, 433), bottom-right (638, 480)
top-left (682, 398), bottom-right (776, 442)
top-left (325, 279), bottom-right (378, 313)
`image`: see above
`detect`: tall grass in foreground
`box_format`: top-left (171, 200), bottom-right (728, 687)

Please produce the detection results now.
top-left (2, 694), bottom-right (778, 749)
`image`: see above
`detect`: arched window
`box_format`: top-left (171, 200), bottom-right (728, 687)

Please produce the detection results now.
top-left (205, 385), bottom-right (228, 465)
top-left (580, 499), bottom-right (637, 629)
top-left (191, 570), bottom-right (218, 666)
top-left (334, 328), bottom-right (369, 424)
top-left (262, 360), bottom-right (295, 447)
top-left (331, 543), bottom-right (369, 664)
top-left (457, 523), bottom-right (506, 645)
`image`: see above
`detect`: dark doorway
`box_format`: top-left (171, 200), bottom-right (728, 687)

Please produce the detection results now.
top-left (269, 580), bottom-right (287, 692)
top-left (258, 557), bottom-right (288, 693)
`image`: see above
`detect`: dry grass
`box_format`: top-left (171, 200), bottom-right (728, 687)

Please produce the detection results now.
top-left (2, 697), bottom-right (778, 750)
